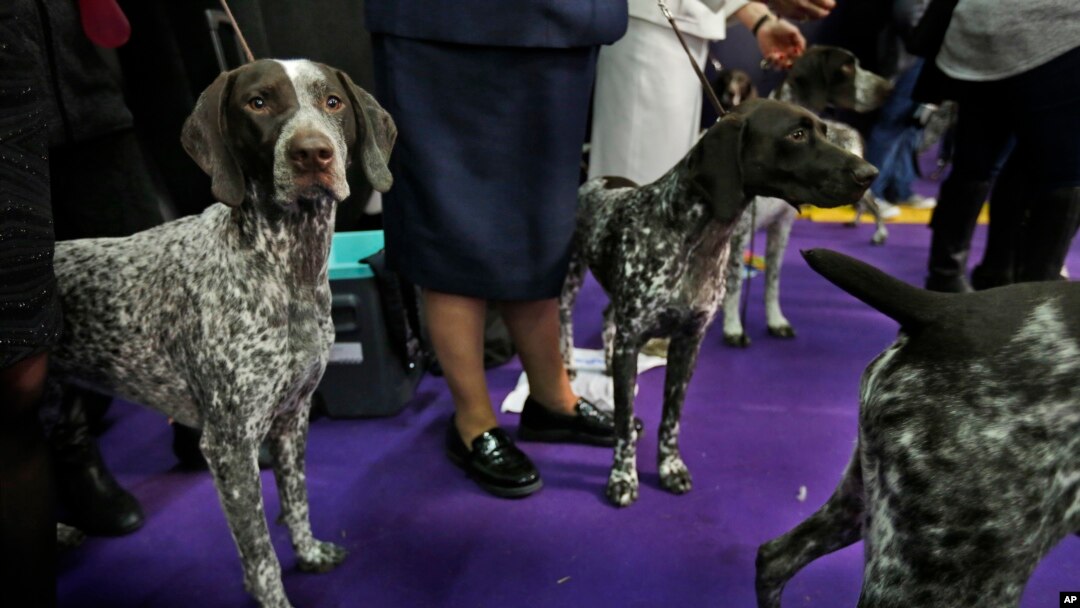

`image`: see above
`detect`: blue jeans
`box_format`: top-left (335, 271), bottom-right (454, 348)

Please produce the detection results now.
top-left (865, 60), bottom-right (923, 202)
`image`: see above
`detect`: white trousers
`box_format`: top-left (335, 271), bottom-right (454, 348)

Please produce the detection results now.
top-left (588, 17), bottom-right (710, 184)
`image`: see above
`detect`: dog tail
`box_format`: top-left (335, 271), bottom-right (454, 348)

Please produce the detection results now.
top-left (801, 248), bottom-right (946, 330)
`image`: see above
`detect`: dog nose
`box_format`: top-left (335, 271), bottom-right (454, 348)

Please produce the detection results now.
top-left (289, 133), bottom-right (334, 173)
top-left (851, 163), bottom-right (879, 188)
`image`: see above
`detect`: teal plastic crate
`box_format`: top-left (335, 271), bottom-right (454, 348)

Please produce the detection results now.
top-left (328, 231), bottom-right (384, 280)
top-left (318, 230), bottom-right (422, 418)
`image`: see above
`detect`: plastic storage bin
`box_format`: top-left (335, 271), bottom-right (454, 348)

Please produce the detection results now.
top-left (316, 231), bottom-right (423, 418)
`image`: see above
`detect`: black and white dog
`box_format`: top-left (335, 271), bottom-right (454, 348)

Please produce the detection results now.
top-left (49, 59), bottom-right (396, 608)
top-left (560, 99), bottom-right (878, 506)
top-left (757, 249), bottom-right (1079, 607)
top-left (722, 47), bottom-right (893, 347)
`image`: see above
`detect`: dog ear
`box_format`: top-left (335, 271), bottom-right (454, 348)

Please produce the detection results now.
top-left (335, 70), bottom-right (397, 193)
top-left (686, 112), bottom-right (747, 223)
top-left (181, 70), bottom-right (246, 207)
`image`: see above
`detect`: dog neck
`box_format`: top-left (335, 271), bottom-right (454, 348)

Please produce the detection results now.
top-left (228, 193), bottom-right (338, 288)
top-left (652, 163), bottom-right (747, 243)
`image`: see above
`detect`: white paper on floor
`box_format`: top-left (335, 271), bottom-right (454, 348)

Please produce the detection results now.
top-left (500, 348), bottom-right (667, 414)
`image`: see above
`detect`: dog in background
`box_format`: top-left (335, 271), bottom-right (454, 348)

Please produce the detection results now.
top-left (560, 99), bottom-right (878, 506)
top-left (49, 59), bottom-right (396, 608)
top-left (756, 249), bottom-right (1079, 607)
top-left (722, 46), bottom-right (893, 347)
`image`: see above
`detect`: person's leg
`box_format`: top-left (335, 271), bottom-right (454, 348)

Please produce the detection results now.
top-left (925, 92), bottom-right (1015, 292)
top-left (0, 353), bottom-right (56, 608)
top-left (423, 289), bottom-right (496, 445)
top-left (500, 298), bottom-right (577, 414)
top-left (971, 152), bottom-right (1026, 289)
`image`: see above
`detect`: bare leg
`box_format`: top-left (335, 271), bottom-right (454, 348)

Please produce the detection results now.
top-left (0, 353), bottom-right (55, 608)
top-left (502, 298), bottom-right (577, 414)
top-left (423, 289), bottom-right (494, 445)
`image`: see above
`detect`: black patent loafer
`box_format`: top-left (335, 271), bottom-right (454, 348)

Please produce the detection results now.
top-left (518, 396), bottom-right (643, 447)
top-left (446, 420), bottom-right (542, 498)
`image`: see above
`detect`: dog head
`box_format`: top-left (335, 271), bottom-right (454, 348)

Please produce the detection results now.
top-left (782, 46), bottom-right (892, 113)
top-left (687, 99), bottom-right (877, 221)
top-left (181, 59), bottom-right (396, 211)
top-left (713, 68), bottom-right (758, 111)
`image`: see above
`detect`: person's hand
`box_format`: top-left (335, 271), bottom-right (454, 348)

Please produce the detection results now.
top-left (762, 0), bottom-right (836, 21)
top-left (755, 18), bottom-right (806, 69)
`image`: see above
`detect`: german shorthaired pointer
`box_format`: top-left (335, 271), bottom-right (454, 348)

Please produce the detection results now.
top-left (560, 99), bottom-right (878, 506)
top-left (722, 46), bottom-right (892, 347)
top-left (49, 59), bottom-right (396, 608)
top-left (757, 249), bottom-right (1079, 607)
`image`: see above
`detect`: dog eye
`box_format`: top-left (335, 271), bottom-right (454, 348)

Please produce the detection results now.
top-left (248, 96), bottom-right (266, 110)
top-left (788, 128), bottom-right (807, 142)
top-left (326, 95), bottom-right (343, 110)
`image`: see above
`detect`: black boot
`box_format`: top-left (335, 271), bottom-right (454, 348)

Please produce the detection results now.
top-left (1016, 186), bottom-right (1080, 282)
top-left (925, 178), bottom-right (992, 292)
top-left (51, 387), bottom-right (144, 536)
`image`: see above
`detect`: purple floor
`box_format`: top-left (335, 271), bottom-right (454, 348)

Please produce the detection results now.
top-left (59, 222), bottom-right (1080, 608)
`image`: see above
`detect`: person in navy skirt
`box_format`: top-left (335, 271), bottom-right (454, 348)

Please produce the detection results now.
top-left (366, 1), bottom-right (629, 497)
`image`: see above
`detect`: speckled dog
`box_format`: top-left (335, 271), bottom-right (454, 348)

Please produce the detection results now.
top-left (722, 46), bottom-right (893, 347)
top-left (756, 249), bottom-right (1080, 608)
top-left (49, 59), bottom-right (395, 608)
top-left (560, 99), bottom-right (878, 507)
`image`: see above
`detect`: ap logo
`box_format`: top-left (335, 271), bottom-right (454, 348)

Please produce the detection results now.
top-left (1063, 592), bottom-right (1079, 606)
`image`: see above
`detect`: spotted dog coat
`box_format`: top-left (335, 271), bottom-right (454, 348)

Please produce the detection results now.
top-left (722, 46), bottom-right (893, 347)
top-left (560, 99), bottom-right (878, 506)
top-left (756, 249), bottom-right (1080, 607)
top-left (49, 59), bottom-right (396, 608)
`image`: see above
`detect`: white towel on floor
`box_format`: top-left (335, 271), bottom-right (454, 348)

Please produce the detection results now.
top-left (500, 348), bottom-right (667, 413)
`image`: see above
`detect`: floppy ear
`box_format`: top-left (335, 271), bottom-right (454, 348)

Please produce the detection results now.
top-left (180, 70), bottom-right (245, 207)
top-left (686, 112), bottom-right (747, 223)
top-left (335, 70), bottom-right (397, 193)
top-left (785, 50), bottom-right (829, 113)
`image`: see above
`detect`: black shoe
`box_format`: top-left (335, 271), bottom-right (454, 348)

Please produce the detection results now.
top-left (518, 396), bottom-right (642, 447)
top-left (52, 388), bottom-right (144, 536)
top-left (446, 420), bottom-right (542, 498)
top-left (53, 440), bottom-right (145, 536)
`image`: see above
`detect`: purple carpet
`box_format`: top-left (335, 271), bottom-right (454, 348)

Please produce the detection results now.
top-left (59, 221), bottom-right (1080, 607)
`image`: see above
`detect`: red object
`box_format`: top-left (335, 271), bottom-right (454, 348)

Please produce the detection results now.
top-left (78, 0), bottom-right (131, 49)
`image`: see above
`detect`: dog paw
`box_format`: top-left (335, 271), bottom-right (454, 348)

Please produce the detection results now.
top-left (297, 541), bottom-right (348, 573)
top-left (606, 480), bottom-right (639, 507)
top-left (872, 230), bottom-right (888, 246)
top-left (723, 333), bottom-right (751, 348)
top-left (767, 325), bottom-right (795, 339)
top-left (659, 458), bottom-right (693, 494)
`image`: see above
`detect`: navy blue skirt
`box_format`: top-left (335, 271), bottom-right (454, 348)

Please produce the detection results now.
top-left (373, 35), bottom-right (597, 300)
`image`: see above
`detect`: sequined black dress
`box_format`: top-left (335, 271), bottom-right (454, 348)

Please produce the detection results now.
top-left (0, 2), bottom-right (61, 369)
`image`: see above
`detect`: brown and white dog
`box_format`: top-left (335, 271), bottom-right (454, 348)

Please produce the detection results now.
top-left (50, 59), bottom-right (395, 608)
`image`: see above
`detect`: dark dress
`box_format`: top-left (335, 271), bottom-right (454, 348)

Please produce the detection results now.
top-left (367, 1), bottom-right (628, 300)
top-left (0, 2), bottom-right (61, 368)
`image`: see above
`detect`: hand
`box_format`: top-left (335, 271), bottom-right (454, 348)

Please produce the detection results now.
top-left (762, 0), bottom-right (836, 21)
top-left (755, 19), bottom-right (806, 69)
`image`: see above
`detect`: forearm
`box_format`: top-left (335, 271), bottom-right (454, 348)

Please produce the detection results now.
top-left (732, 1), bottom-right (772, 31)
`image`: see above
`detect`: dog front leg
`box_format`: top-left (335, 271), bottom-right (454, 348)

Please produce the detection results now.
top-left (755, 449), bottom-right (865, 608)
top-left (723, 223), bottom-right (751, 347)
top-left (200, 427), bottom-right (292, 608)
top-left (559, 251), bottom-right (586, 376)
top-left (764, 216), bottom-right (794, 338)
top-left (268, 401), bottom-right (347, 574)
top-left (606, 331), bottom-right (641, 507)
top-left (657, 326), bottom-right (706, 495)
